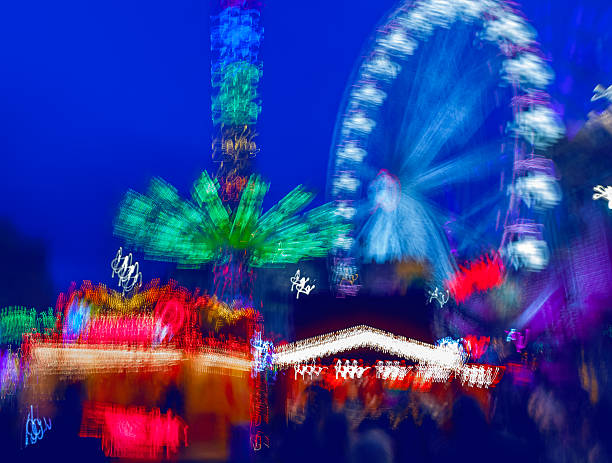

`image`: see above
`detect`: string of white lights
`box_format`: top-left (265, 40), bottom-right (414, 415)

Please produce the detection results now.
top-left (273, 325), bottom-right (465, 370)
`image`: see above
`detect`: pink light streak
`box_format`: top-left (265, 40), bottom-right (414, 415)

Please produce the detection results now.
top-left (80, 402), bottom-right (188, 459)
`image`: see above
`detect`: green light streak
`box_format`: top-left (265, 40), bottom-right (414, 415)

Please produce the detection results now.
top-left (0, 307), bottom-right (56, 345)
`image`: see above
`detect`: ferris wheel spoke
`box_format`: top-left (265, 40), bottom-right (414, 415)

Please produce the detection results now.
top-left (413, 141), bottom-right (505, 193)
top-left (446, 201), bottom-right (506, 255)
top-left (398, 65), bottom-right (499, 174)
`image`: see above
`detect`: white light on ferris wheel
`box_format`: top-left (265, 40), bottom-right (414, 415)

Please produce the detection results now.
top-left (506, 238), bottom-right (550, 271)
top-left (378, 29), bottom-right (417, 55)
top-left (333, 172), bottom-right (360, 193)
top-left (337, 143), bottom-right (367, 163)
top-left (503, 53), bottom-right (553, 89)
top-left (345, 113), bottom-right (376, 134)
top-left (513, 173), bottom-right (561, 209)
top-left (335, 203), bottom-right (357, 220)
top-left (514, 106), bottom-right (565, 148)
top-left (352, 84), bottom-right (387, 106)
top-left (363, 54), bottom-right (401, 80)
top-left (484, 10), bottom-right (535, 46)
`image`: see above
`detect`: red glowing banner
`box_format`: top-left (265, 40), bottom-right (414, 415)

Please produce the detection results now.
top-left (80, 402), bottom-right (188, 459)
top-left (84, 315), bottom-right (156, 346)
top-left (444, 253), bottom-right (505, 303)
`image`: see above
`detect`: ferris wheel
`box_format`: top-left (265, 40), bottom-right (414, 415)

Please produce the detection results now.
top-left (327, 0), bottom-right (564, 298)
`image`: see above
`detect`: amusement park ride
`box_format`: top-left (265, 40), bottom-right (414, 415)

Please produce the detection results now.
top-left (1, 0), bottom-right (575, 460)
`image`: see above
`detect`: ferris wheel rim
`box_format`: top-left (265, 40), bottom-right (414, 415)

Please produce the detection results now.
top-left (326, 0), bottom-right (564, 294)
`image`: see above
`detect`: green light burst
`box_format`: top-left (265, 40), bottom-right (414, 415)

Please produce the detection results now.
top-left (114, 171), bottom-right (349, 267)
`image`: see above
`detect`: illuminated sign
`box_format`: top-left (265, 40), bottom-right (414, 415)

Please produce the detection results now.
top-left (110, 247), bottom-right (142, 295)
top-left (25, 405), bottom-right (51, 447)
top-left (593, 185), bottom-right (612, 209)
top-left (505, 328), bottom-right (528, 352)
top-left (290, 269), bottom-right (315, 299)
top-left (427, 286), bottom-right (449, 308)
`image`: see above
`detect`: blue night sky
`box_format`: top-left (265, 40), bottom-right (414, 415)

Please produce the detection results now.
top-left (0, 0), bottom-right (610, 304)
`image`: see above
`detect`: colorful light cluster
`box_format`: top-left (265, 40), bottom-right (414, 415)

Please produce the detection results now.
top-left (80, 402), bottom-right (188, 459)
top-left (114, 171), bottom-right (349, 268)
top-left (54, 281), bottom-right (211, 351)
top-left (444, 253), bottom-right (505, 303)
top-left (219, 173), bottom-right (249, 202)
top-left (250, 330), bottom-right (274, 375)
top-left (0, 306), bottom-right (56, 345)
top-left (205, 297), bottom-right (259, 330)
top-left (0, 350), bottom-right (23, 399)
top-left (63, 297), bottom-right (91, 342)
top-left (58, 280), bottom-right (208, 316)
top-left (212, 63), bottom-right (261, 126)
top-left (211, 2), bottom-right (262, 139)
top-left (212, 126), bottom-right (258, 164)
top-left (332, 257), bottom-right (361, 297)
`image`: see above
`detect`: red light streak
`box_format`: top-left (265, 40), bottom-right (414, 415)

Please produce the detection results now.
top-left (463, 335), bottom-right (490, 360)
top-left (444, 253), bottom-right (505, 303)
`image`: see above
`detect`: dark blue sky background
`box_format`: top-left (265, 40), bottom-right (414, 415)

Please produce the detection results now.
top-left (0, 0), bottom-right (610, 304)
